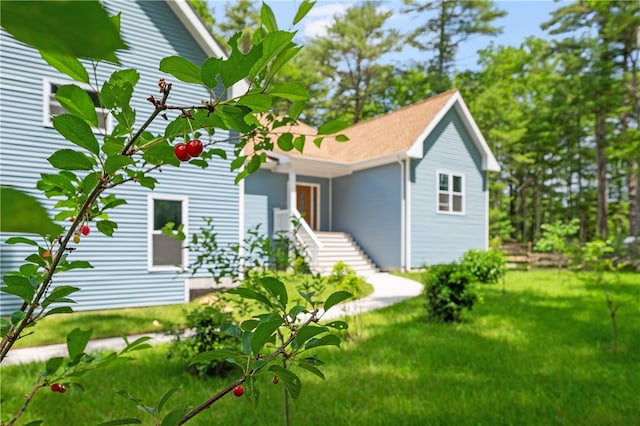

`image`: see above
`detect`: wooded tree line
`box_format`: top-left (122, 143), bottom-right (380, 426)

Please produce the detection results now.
top-left (191, 0), bottom-right (640, 245)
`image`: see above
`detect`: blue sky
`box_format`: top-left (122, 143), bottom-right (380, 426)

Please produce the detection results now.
top-left (211, 0), bottom-right (566, 70)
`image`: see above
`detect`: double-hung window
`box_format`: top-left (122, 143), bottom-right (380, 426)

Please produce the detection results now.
top-left (437, 172), bottom-right (464, 214)
top-left (44, 78), bottom-right (111, 133)
top-left (148, 195), bottom-right (188, 270)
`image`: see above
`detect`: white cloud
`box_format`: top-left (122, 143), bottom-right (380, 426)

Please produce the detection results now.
top-left (302, 2), bottom-right (348, 39)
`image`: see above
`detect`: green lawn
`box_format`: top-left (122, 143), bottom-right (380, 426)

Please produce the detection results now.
top-left (1, 270), bottom-right (639, 425)
top-left (9, 272), bottom-right (374, 348)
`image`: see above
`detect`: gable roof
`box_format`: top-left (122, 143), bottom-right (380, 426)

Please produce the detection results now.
top-left (269, 89), bottom-right (500, 174)
top-left (165, 0), bottom-right (249, 96)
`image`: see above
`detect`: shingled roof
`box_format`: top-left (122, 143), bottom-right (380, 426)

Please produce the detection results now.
top-left (267, 89), bottom-right (500, 173)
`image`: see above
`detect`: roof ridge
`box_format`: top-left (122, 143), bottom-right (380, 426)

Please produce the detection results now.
top-left (343, 88), bottom-right (459, 133)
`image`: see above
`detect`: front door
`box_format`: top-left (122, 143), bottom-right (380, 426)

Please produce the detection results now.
top-left (296, 184), bottom-right (319, 230)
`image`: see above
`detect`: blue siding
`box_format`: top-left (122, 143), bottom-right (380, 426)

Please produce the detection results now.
top-left (244, 194), bottom-right (269, 235)
top-left (410, 109), bottom-right (487, 266)
top-left (244, 170), bottom-right (288, 237)
top-left (0, 0), bottom-right (239, 314)
top-left (244, 171), bottom-right (331, 235)
top-left (333, 163), bottom-right (402, 270)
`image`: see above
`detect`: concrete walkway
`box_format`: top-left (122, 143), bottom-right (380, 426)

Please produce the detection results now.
top-left (0, 273), bottom-right (422, 366)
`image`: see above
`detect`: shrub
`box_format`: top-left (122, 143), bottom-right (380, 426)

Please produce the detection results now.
top-left (325, 261), bottom-right (368, 298)
top-left (460, 249), bottom-right (506, 284)
top-left (423, 263), bottom-right (477, 323)
top-left (167, 297), bottom-right (242, 377)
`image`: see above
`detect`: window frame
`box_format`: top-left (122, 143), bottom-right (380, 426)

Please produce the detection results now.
top-left (436, 170), bottom-right (465, 215)
top-left (43, 77), bottom-right (112, 134)
top-left (147, 194), bottom-right (189, 271)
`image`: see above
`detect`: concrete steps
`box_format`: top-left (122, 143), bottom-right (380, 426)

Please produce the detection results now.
top-left (314, 232), bottom-right (378, 276)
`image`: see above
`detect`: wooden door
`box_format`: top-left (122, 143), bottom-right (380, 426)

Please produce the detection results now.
top-left (296, 184), bottom-right (318, 229)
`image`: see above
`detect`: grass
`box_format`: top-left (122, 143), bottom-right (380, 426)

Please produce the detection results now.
top-left (1, 270), bottom-right (639, 425)
top-left (9, 271), bottom-right (374, 348)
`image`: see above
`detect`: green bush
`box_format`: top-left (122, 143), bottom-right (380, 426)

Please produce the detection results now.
top-left (423, 263), bottom-right (477, 323)
top-left (325, 261), bottom-right (368, 298)
top-left (460, 249), bottom-right (506, 284)
top-left (167, 298), bottom-right (242, 377)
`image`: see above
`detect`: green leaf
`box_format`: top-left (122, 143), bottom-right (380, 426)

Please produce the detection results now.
top-left (0, 0), bottom-right (126, 60)
top-left (293, 1), bottom-right (316, 25)
top-left (304, 334), bottom-right (340, 350)
top-left (317, 119), bottom-right (350, 135)
top-left (248, 31), bottom-right (294, 79)
top-left (44, 285), bottom-right (80, 304)
top-left (268, 365), bottom-right (301, 399)
top-left (160, 407), bottom-right (187, 426)
top-left (189, 349), bottom-right (244, 365)
top-left (294, 325), bottom-right (327, 347)
top-left (22, 421), bottom-right (44, 426)
top-left (335, 134), bottom-right (349, 142)
top-left (42, 306), bottom-right (74, 318)
top-left (260, 276), bottom-right (288, 309)
top-left (55, 85), bottom-right (98, 127)
top-left (0, 187), bottom-right (62, 236)
top-left (277, 133), bottom-right (294, 151)
top-left (246, 155), bottom-right (262, 174)
top-left (323, 290), bottom-right (353, 312)
top-left (40, 52), bottom-right (89, 83)
top-left (3, 274), bottom-right (30, 287)
top-left (5, 237), bottom-right (39, 246)
top-left (201, 57), bottom-right (222, 90)
top-left (48, 149), bottom-right (95, 171)
top-left (220, 34), bottom-right (263, 87)
top-left (296, 359), bottom-right (325, 380)
top-left (293, 136), bottom-right (305, 153)
top-left (96, 220), bottom-right (118, 237)
top-left (251, 318), bottom-right (283, 355)
top-left (159, 56), bottom-right (202, 84)
top-left (63, 260), bottom-right (93, 271)
top-left (227, 288), bottom-right (272, 308)
top-left (11, 310), bottom-right (25, 325)
top-left (66, 328), bottom-right (93, 360)
top-left (155, 387), bottom-right (181, 415)
top-left (120, 336), bottom-right (153, 354)
top-left (236, 93), bottom-right (273, 112)
top-left (45, 356), bottom-right (64, 375)
top-left (261, 3), bottom-right (278, 33)
top-left (52, 114), bottom-right (100, 155)
top-left (105, 154), bottom-right (134, 175)
top-left (269, 82), bottom-right (309, 101)
top-left (96, 419), bottom-right (142, 426)
top-left (325, 320), bottom-right (349, 330)
top-left (289, 100), bottom-right (306, 121)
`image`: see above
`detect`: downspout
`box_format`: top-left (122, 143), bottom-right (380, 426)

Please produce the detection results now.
top-left (398, 159), bottom-right (406, 271)
top-left (405, 158), bottom-right (412, 271)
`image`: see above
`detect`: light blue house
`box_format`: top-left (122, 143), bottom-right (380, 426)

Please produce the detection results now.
top-left (0, 0), bottom-right (249, 314)
top-left (245, 90), bottom-right (500, 273)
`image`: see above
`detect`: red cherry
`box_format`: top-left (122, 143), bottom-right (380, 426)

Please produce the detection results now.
top-left (186, 139), bottom-right (203, 157)
top-left (43, 250), bottom-right (51, 259)
top-left (233, 385), bottom-right (244, 397)
top-left (174, 143), bottom-right (191, 162)
top-left (58, 384), bottom-right (67, 393)
top-left (81, 225), bottom-right (90, 236)
top-left (51, 383), bottom-right (64, 393)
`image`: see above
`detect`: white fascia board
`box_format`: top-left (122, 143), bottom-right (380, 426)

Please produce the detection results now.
top-left (351, 152), bottom-right (410, 172)
top-left (166, 0), bottom-right (250, 98)
top-left (406, 92), bottom-right (501, 172)
top-left (453, 95), bottom-right (501, 172)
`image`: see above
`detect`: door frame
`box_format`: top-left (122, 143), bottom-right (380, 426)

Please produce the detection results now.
top-left (296, 183), bottom-right (321, 230)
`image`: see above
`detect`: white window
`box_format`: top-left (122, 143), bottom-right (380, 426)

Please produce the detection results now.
top-left (43, 78), bottom-right (111, 133)
top-left (148, 195), bottom-right (188, 270)
top-left (437, 172), bottom-right (464, 214)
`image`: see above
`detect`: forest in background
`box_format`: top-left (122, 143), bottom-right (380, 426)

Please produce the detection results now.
top-left (190, 0), bottom-right (640, 247)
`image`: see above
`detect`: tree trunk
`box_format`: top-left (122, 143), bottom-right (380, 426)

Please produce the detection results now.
top-left (630, 160), bottom-right (639, 237)
top-left (595, 112), bottom-right (608, 239)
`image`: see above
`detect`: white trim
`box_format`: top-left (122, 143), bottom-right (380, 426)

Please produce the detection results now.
top-left (405, 159), bottom-right (412, 270)
top-left (407, 92), bottom-right (500, 172)
top-left (147, 194), bottom-right (189, 272)
top-left (43, 77), bottom-right (113, 134)
top-left (238, 176), bottom-right (245, 272)
top-left (484, 171), bottom-right (490, 250)
top-left (399, 160), bottom-right (405, 271)
top-left (165, 0), bottom-right (249, 98)
top-left (436, 170), bottom-right (465, 215)
top-left (329, 178), bottom-right (333, 231)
